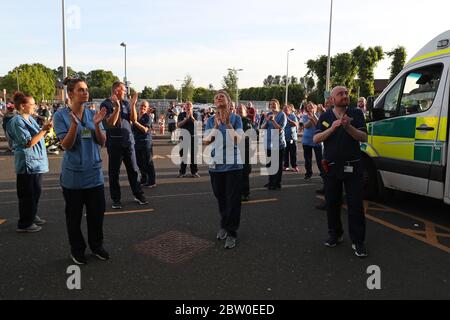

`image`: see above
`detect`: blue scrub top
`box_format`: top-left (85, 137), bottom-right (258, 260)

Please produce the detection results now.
top-left (284, 113), bottom-right (299, 142)
top-left (54, 107), bottom-right (105, 190)
top-left (263, 112), bottom-right (287, 150)
top-left (301, 114), bottom-right (321, 147)
top-left (7, 115), bottom-right (49, 175)
top-left (205, 113), bottom-right (244, 173)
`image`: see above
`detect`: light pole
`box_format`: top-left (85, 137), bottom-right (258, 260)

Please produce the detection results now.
top-left (285, 48), bottom-right (295, 106)
top-left (62, 0), bottom-right (67, 101)
top-left (120, 42), bottom-right (128, 94)
top-left (325, 0), bottom-right (334, 98)
top-left (228, 68), bottom-right (243, 107)
top-left (176, 79), bottom-right (183, 103)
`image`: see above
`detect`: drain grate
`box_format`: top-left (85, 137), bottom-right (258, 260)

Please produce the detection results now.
top-left (134, 231), bottom-right (214, 264)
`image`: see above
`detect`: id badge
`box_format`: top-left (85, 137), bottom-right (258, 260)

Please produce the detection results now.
top-left (344, 166), bottom-right (354, 174)
top-left (81, 128), bottom-right (92, 139)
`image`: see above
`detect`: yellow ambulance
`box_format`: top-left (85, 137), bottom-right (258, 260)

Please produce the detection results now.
top-left (364, 31), bottom-right (449, 204)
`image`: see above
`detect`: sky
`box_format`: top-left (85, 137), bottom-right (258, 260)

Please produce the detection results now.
top-left (1, 0), bottom-right (450, 91)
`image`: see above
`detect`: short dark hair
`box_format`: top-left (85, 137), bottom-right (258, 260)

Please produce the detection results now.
top-left (112, 81), bottom-right (125, 92)
top-left (63, 77), bottom-right (86, 93)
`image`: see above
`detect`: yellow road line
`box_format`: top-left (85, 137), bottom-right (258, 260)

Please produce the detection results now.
top-left (243, 198), bottom-right (278, 205)
top-left (105, 209), bottom-right (155, 216)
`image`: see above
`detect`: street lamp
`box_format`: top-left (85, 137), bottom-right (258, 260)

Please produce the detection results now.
top-left (176, 79), bottom-right (183, 103)
top-left (285, 48), bottom-right (295, 106)
top-left (325, 0), bottom-right (334, 98)
top-left (120, 42), bottom-right (128, 94)
top-left (228, 68), bottom-right (243, 107)
top-left (62, 0), bottom-right (68, 101)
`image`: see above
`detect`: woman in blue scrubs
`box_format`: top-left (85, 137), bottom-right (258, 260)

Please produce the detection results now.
top-left (54, 78), bottom-right (108, 265)
top-left (7, 92), bottom-right (52, 233)
top-left (204, 91), bottom-right (244, 250)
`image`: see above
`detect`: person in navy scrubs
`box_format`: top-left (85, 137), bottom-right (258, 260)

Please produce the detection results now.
top-left (8, 92), bottom-right (52, 233)
top-left (54, 78), bottom-right (108, 265)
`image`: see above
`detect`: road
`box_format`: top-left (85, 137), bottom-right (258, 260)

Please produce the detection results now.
top-left (0, 141), bottom-right (449, 299)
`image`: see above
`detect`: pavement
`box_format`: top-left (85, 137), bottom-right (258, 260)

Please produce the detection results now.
top-left (0, 141), bottom-right (449, 300)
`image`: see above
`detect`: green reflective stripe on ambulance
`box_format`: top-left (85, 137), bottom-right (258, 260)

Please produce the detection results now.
top-left (407, 48), bottom-right (450, 65)
top-left (372, 118), bottom-right (416, 138)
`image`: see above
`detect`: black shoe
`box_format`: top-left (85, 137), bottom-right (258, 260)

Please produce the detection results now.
top-left (112, 201), bottom-right (122, 210)
top-left (352, 243), bottom-right (369, 258)
top-left (71, 252), bottom-right (87, 265)
top-left (324, 236), bottom-right (344, 248)
top-left (304, 175), bottom-right (312, 182)
top-left (92, 247), bottom-right (110, 261)
top-left (264, 183), bottom-right (269, 188)
top-left (134, 195), bottom-right (149, 205)
top-left (242, 195), bottom-right (250, 202)
top-left (315, 203), bottom-right (327, 211)
top-left (268, 185), bottom-right (277, 190)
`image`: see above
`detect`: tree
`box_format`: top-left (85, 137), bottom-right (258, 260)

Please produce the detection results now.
top-left (193, 87), bottom-right (215, 103)
top-left (53, 66), bottom-right (77, 80)
top-left (222, 70), bottom-right (238, 101)
top-left (0, 64), bottom-right (56, 102)
top-left (154, 85), bottom-right (177, 100)
top-left (352, 45), bottom-right (384, 97)
top-left (273, 75), bottom-right (281, 85)
top-left (140, 86), bottom-right (154, 99)
top-left (387, 46), bottom-right (407, 82)
top-left (306, 55), bottom-right (328, 100)
top-left (85, 69), bottom-right (120, 99)
top-left (182, 75), bottom-right (195, 102)
top-left (263, 75), bottom-right (275, 86)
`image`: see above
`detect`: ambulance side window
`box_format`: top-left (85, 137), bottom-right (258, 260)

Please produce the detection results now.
top-left (381, 79), bottom-right (402, 118)
top-left (398, 65), bottom-right (443, 116)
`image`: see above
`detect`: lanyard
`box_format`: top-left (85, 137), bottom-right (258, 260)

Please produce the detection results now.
top-left (68, 107), bottom-right (86, 127)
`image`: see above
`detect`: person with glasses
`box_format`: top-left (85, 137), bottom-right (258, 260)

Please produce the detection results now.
top-left (7, 92), bottom-right (52, 233)
top-left (53, 78), bottom-right (109, 265)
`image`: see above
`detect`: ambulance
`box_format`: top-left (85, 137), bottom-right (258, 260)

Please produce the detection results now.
top-left (363, 30), bottom-right (450, 204)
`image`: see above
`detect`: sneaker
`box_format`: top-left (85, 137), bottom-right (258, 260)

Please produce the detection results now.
top-left (224, 236), bottom-right (237, 249)
top-left (352, 243), bottom-right (369, 258)
top-left (147, 184), bottom-right (157, 189)
top-left (264, 183), bottom-right (269, 188)
top-left (177, 174), bottom-right (187, 178)
top-left (71, 252), bottom-right (87, 265)
top-left (324, 236), bottom-right (344, 248)
top-left (134, 195), bottom-right (149, 205)
top-left (292, 167), bottom-right (300, 173)
top-left (33, 216), bottom-right (47, 226)
top-left (283, 167), bottom-right (289, 172)
top-left (241, 195), bottom-right (250, 202)
top-left (16, 224), bottom-right (42, 233)
top-left (192, 173), bottom-right (201, 178)
top-left (216, 229), bottom-right (228, 240)
top-left (112, 201), bottom-right (122, 210)
top-left (92, 247), bottom-right (110, 261)
top-left (304, 175), bottom-right (312, 182)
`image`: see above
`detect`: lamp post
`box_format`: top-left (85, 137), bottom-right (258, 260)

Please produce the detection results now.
top-left (228, 68), bottom-right (243, 107)
top-left (285, 48), bottom-right (295, 106)
top-left (120, 42), bottom-right (128, 94)
top-left (325, 0), bottom-right (334, 98)
top-left (62, 0), bottom-right (67, 101)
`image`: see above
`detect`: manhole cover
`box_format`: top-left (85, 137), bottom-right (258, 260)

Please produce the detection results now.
top-left (134, 231), bottom-right (214, 264)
